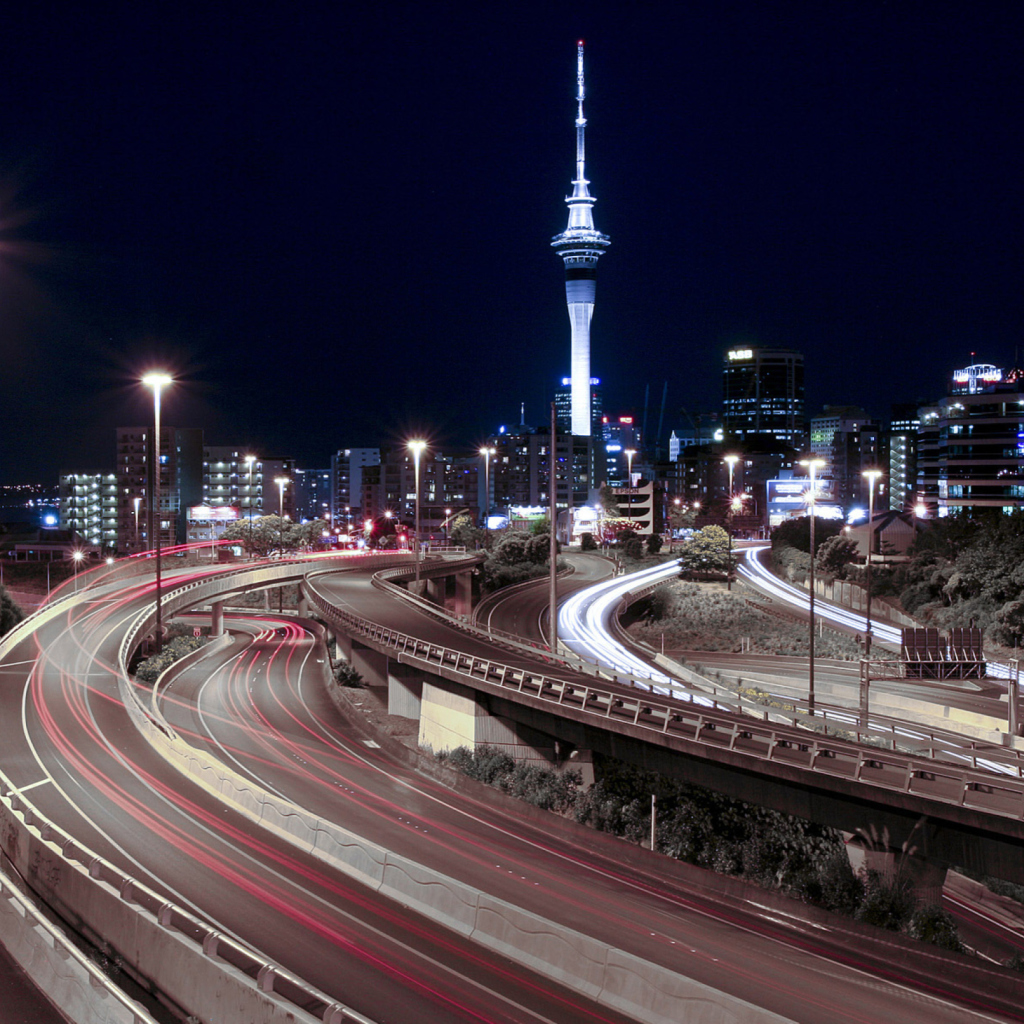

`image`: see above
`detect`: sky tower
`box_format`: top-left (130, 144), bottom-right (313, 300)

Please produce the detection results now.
top-left (552, 40), bottom-right (610, 438)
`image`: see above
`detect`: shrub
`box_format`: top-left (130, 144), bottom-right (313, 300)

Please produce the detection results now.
top-left (135, 634), bottom-right (209, 683)
top-left (334, 663), bottom-right (364, 687)
top-left (855, 871), bottom-right (917, 931)
top-left (580, 532), bottom-right (597, 551)
top-left (907, 904), bottom-right (964, 952)
top-left (624, 537), bottom-right (644, 560)
top-left (646, 534), bottom-right (663, 555)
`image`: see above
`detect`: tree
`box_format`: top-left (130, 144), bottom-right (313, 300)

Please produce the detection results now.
top-left (646, 534), bottom-right (663, 555)
top-left (597, 484), bottom-right (620, 518)
top-left (815, 534), bottom-right (858, 580)
top-left (678, 525), bottom-right (733, 579)
top-left (0, 584), bottom-right (24, 637)
top-left (450, 514), bottom-right (485, 549)
top-left (493, 531), bottom-right (531, 566)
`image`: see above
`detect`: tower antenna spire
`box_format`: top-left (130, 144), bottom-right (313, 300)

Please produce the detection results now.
top-left (551, 40), bottom-right (610, 440)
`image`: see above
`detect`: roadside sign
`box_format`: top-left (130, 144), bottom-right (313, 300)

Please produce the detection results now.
top-left (193, 627), bottom-right (202, 638)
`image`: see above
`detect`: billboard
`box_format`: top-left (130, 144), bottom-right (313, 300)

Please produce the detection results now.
top-left (188, 505), bottom-right (240, 522)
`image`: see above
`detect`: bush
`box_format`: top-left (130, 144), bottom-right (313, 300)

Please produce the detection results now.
top-left (624, 537), bottom-right (644, 560)
top-left (135, 634), bottom-right (209, 683)
top-left (646, 534), bottom-right (663, 555)
top-left (580, 532), bottom-right (597, 551)
top-left (334, 663), bottom-right (364, 687)
top-left (907, 904), bottom-right (964, 952)
top-left (855, 871), bottom-right (917, 931)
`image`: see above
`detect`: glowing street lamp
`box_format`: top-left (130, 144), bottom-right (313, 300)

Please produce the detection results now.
top-left (624, 448), bottom-right (637, 487)
top-left (862, 468), bottom-right (883, 660)
top-left (142, 372), bottom-right (172, 652)
top-left (275, 476), bottom-right (289, 552)
top-left (72, 550), bottom-right (85, 593)
top-left (409, 440), bottom-right (427, 584)
top-left (479, 446), bottom-right (496, 532)
top-left (132, 496), bottom-right (142, 550)
top-left (799, 457), bottom-right (826, 715)
top-left (723, 454), bottom-right (740, 591)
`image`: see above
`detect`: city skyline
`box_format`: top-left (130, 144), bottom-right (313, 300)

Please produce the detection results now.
top-left (1, 5), bottom-right (1021, 482)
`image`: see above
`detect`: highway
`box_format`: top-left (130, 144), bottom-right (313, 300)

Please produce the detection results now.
top-left (158, 588), bottom-right (1020, 1024)
top-left (1, 555), bottom-right (1021, 1023)
top-left (0, 563), bottom-right (637, 1023)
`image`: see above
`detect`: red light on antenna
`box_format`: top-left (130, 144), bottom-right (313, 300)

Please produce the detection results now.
top-left (578, 39), bottom-right (585, 46)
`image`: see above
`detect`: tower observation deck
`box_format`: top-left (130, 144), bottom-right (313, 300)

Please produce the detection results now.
top-left (551, 41), bottom-right (610, 438)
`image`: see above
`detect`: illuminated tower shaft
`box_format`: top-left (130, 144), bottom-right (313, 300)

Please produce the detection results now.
top-left (552, 41), bottom-right (610, 437)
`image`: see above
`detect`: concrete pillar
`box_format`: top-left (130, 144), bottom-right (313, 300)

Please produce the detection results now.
top-left (297, 586), bottom-right (309, 617)
top-left (350, 642), bottom-right (389, 689)
top-left (454, 570), bottom-right (472, 618)
top-left (418, 678), bottom-right (558, 764)
top-left (335, 631), bottom-right (353, 662)
top-left (388, 660), bottom-right (424, 720)
top-left (211, 601), bottom-right (225, 637)
top-left (427, 576), bottom-right (445, 607)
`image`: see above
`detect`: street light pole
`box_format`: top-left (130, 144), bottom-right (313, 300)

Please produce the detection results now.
top-left (479, 446), bottom-right (495, 536)
top-left (142, 372), bottom-right (172, 652)
top-left (624, 448), bottom-right (637, 487)
top-left (863, 469), bottom-right (883, 660)
top-left (408, 440), bottom-right (427, 585)
top-left (800, 458), bottom-right (826, 715)
top-left (275, 476), bottom-right (288, 611)
top-left (723, 454), bottom-right (739, 591)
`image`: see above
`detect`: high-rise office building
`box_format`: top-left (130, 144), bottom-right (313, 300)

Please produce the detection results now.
top-left (722, 347), bottom-right (805, 449)
top-left (116, 426), bottom-right (204, 553)
top-left (809, 406), bottom-right (880, 512)
top-left (551, 42), bottom-right (610, 439)
top-left (886, 404), bottom-right (920, 511)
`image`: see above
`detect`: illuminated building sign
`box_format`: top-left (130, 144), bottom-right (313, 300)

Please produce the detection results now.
top-left (951, 363), bottom-right (1003, 394)
top-left (188, 506), bottom-right (240, 522)
top-left (560, 377), bottom-right (601, 386)
top-left (728, 349), bottom-right (753, 361)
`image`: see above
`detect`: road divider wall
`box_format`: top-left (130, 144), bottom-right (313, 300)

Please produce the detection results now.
top-left (120, 619), bottom-right (796, 1024)
top-left (0, 857), bottom-right (157, 1024)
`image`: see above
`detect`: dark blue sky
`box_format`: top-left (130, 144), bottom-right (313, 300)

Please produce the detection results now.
top-left (1, 3), bottom-right (1021, 481)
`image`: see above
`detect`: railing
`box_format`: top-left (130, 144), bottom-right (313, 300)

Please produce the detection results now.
top-left (306, 578), bottom-right (1024, 824)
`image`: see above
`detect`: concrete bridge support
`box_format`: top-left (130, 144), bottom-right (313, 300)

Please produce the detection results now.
top-left (454, 571), bottom-right (473, 619)
top-left (417, 678), bottom-right (559, 765)
top-left (350, 642), bottom-right (389, 689)
top-left (211, 601), bottom-right (225, 637)
top-left (388, 661), bottom-right (425, 719)
top-left (426, 576), bottom-right (445, 608)
top-left (297, 590), bottom-right (309, 617)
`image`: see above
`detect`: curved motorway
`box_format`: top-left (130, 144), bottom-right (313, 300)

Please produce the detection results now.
top-left (0, 557), bottom-right (1020, 1023)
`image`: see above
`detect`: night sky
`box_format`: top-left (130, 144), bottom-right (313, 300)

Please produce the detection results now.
top-left (1, 3), bottom-right (1021, 482)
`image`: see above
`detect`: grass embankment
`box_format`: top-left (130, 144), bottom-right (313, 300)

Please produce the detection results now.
top-left (628, 580), bottom-right (866, 659)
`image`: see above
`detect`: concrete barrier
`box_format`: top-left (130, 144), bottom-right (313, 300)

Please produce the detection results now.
top-left (0, 863), bottom-right (155, 1024)
top-left (121, 637), bottom-right (798, 1023)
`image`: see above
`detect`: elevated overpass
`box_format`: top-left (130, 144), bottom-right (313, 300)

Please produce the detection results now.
top-left (305, 558), bottom-right (1024, 885)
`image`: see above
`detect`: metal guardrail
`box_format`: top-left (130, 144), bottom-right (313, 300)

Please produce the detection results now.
top-left (305, 579), bottom-right (1024, 827)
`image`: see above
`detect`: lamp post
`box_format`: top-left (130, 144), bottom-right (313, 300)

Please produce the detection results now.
top-left (72, 550), bottom-right (85, 593)
top-left (723, 455), bottom-right (740, 591)
top-left (142, 372), bottom-right (172, 652)
top-left (444, 508), bottom-right (451, 544)
top-left (275, 476), bottom-right (289, 552)
top-left (479, 446), bottom-right (495, 534)
top-left (408, 440), bottom-right (427, 585)
top-left (799, 458), bottom-right (826, 715)
top-left (624, 448), bottom-right (637, 487)
top-left (132, 496), bottom-right (142, 551)
top-left (862, 469), bottom-right (883, 660)
top-left (274, 476), bottom-right (289, 611)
